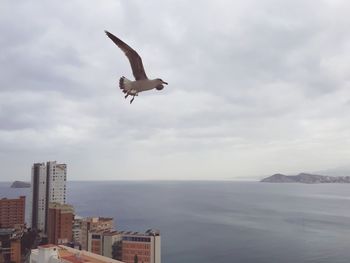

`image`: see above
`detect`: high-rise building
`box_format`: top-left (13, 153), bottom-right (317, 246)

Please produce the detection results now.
top-left (0, 196), bottom-right (25, 228)
top-left (29, 163), bottom-right (47, 232)
top-left (29, 161), bottom-right (67, 233)
top-left (47, 203), bottom-right (74, 245)
top-left (80, 217), bottom-right (114, 251)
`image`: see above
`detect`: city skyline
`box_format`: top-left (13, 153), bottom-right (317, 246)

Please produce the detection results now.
top-left (1, 0), bottom-right (350, 181)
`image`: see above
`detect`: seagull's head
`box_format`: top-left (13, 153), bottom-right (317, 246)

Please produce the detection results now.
top-left (155, 78), bottom-right (168, 90)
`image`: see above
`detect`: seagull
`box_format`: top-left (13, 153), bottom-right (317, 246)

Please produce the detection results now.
top-left (105, 30), bottom-right (168, 104)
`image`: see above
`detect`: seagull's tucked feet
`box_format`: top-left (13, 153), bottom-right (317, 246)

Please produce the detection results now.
top-left (125, 94), bottom-right (129, 99)
top-left (130, 96), bottom-right (135, 104)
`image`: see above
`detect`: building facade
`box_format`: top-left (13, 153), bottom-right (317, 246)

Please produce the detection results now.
top-left (47, 203), bottom-right (74, 245)
top-left (72, 216), bottom-right (83, 245)
top-left (103, 231), bottom-right (123, 259)
top-left (121, 230), bottom-right (161, 263)
top-left (29, 161), bottom-right (67, 233)
top-left (0, 228), bottom-right (23, 263)
top-left (87, 230), bottom-right (122, 258)
top-left (0, 196), bottom-right (25, 228)
top-left (81, 217), bottom-right (114, 251)
top-left (86, 229), bottom-right (161, 263)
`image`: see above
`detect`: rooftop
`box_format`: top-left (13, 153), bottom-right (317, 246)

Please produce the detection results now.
top-left (31, 245), bottom-right (124, 263)
top-left (0, 228), bottom-right (24, 239)
top-left (89, 229), bottom-right (160, 237)
top-left (60, 246), bottom-right (124, 263)
top-left (49, 202), bottom-right (75, 213)
top-left (91, 217), bottom-right (113, 222)
top-left (38, 244), bottom-right (57, 249)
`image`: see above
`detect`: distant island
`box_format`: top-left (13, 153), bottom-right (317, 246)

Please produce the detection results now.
top-left (11, 181), bottom-right (31, 188)
top-left (261, 173), bottom-right (350, 184)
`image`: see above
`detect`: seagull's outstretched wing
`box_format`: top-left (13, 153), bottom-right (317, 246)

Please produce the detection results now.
top-left (105, 30), bottom-right (148, 80)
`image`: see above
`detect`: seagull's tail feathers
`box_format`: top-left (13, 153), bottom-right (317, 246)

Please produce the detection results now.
top-left (119, 76), bottom-right (131, 90)
top-left (119, 76), bottom-right (126, 90)
top-left (119, 76), bottom-right (133, 93)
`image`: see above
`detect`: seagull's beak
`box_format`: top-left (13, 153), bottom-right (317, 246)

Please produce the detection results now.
top-left (162, 81), bottom-right (168, 85)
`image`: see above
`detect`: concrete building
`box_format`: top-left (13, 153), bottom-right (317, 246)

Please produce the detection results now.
top-left (47, 203), bottom-right (74, 245)
top-left (121, 230), bottom-right (161, 263)
top-left (0, 196), bottom-right (25, 228)
top-left (29, 163), bottom-right (47, 232)
top-left (29, 244), bottom-right (124, 263)
top-left (103, 232), bottom-right (123, 259)
top-left (9, 239), bottom-right (21, 263)
top-left (72, 216), bottom-right (83, 245)
top-left (86, 230), bottom-right (160, 263)
top-left (0, 228), bottom-right (23, 263)
top-left (81, 217), bottom-right (114, 251)
top-left (29, 161), bottom-right (67, 233)
top-left (87, 231), bottom-right (122, 258)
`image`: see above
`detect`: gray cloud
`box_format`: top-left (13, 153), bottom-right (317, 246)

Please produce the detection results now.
top-left (1, 0), bottom-right (350, 180)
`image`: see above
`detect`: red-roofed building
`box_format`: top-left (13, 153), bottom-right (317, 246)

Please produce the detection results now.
top-left (29, 245), bottom-right (124, 263)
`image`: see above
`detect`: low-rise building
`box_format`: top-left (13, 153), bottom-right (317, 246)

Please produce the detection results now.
top-left (86, 229), bottom-right (161, 263)
top-left (121, 229), bottom-right (160, 263)
top-left (81, 217), bottom-right (114, 250)
top-left (0, 228), bottom-right (23, 263)
top-left (87, 230), bottom-right (122, 258)
top-left (72, 216), bottom-right (83, 244)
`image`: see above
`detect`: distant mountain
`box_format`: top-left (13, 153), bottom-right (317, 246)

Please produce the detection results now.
top-left (261, 173), bottom-right (350, 184)
top-left (11, 181), bottom-right (30, 188)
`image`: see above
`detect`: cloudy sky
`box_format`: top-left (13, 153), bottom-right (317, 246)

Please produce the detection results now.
top-left (1, 0), bottom-right (350, 181)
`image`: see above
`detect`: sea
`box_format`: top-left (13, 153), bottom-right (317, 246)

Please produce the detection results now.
top-left (1, 181), bottom-right (350, 263)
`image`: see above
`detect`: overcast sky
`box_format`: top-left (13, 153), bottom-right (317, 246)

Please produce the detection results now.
top-left (1, 0), bottom-right (350, 181)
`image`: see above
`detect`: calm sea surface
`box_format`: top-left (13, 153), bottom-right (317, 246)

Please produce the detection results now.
top-left (1, 181), bottom-right (350, 263)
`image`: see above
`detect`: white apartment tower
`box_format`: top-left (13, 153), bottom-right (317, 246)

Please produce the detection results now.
top-left (30, 161), bottom-right (67, 233)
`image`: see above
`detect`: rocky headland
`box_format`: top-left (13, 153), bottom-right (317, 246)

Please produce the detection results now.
top-left (261, 173), bottom-right (350, 184)
top-left (11, 181), bottom-right (31, 188)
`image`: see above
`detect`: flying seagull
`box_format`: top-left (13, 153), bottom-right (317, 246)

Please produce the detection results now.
top-left (105, 30), bottom-right (168, 104)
